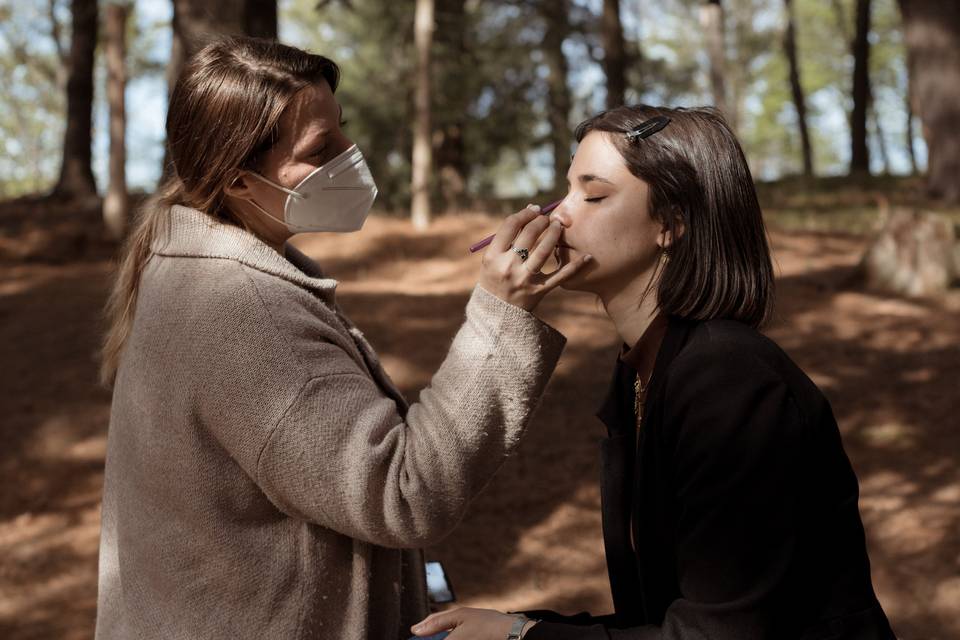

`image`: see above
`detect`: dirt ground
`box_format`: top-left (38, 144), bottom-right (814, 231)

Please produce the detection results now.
top-left (1, 211), bottom-right (958, 639)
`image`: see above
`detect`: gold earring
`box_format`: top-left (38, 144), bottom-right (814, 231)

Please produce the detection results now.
top-left (662, 247), bottom-right (670, 263)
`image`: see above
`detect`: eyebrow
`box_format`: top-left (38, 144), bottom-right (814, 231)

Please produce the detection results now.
top-left (566, 173), bottom-right (614, 186)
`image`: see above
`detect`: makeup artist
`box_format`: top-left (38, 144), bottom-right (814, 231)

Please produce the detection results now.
top-left (94, 37), bottom-right (592, 640)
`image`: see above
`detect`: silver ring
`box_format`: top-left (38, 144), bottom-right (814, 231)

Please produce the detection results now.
top-left (513, 247), bottom-right (530, 261)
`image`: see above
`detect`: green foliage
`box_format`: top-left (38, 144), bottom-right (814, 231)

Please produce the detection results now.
top-left (282, 0), bottom-right (552, 208)
top-left (0, 0), bottom-right (169, 199)
top-left (284, 0), bottom-right (415, 210)
top-left (0, 1), bottom-right (68, 197)
top-left (0, 0), bottom-right (919, 207)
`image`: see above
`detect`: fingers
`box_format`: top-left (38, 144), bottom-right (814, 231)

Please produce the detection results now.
top-left (523, 219), bottom-right (563, 273)
top-left (540, 253), bottom-right (593, 290)
top-left (411, 609), bottom-right (463, 636)
top-left (511, 214), bottom-right (551, 257)
top-left (489, 205), bottom-right (541, 254)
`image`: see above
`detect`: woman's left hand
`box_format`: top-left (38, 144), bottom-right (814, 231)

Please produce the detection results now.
top-left (411, 607), bottom-right (525, 639)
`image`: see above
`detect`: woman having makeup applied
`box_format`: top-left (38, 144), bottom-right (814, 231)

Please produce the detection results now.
top-left (95, 36), bottom-right (591, 640)
top-left (412, 106), bottom-right (896, 640)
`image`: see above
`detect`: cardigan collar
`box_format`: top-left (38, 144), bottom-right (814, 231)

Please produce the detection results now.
top-left (151, 205), bottom-right (339, 305)
top-left (596, 315), bottom-right (699, 435)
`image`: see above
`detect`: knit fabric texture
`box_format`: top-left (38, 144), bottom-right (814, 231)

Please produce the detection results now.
top-left (95, 205), bottom-right (567, 639)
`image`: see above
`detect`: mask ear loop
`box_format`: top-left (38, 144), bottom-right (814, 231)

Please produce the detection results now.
top-left (247, 172), bottom-right (308, 200)
top-left (243, 196), bottom-right (316, 233)
top-left (244, 197), bottom-right (287, 227)
top-left (232, 173), bottom-right (307, 231)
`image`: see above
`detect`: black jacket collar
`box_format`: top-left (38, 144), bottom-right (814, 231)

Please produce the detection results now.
top-left (595, 316), bottom-right (699, 436)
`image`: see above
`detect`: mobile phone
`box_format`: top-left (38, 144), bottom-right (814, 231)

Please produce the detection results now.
top-left (425, 560), bottom-right (456, 604)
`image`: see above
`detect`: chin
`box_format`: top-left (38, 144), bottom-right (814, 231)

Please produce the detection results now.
top-left (558, 261), bottom-right (600, 293)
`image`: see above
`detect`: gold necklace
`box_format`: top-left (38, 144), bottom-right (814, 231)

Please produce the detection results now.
top-left (634, 372), bottom-right (649, 426)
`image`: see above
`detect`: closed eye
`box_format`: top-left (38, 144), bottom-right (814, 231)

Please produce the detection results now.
top-left (585, 196), bottom-right (606, 203)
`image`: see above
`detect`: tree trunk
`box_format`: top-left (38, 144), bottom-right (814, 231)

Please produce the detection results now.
top-left (411, 0), bottom-right (435, 230)
top-left (103, 3), bottom-right (129, 240)
top-left (435, 0), bottom-right (468, 212)
top-left (850, 0), bottom-right (872, 175)
top-left (783, 0), bottom-right (814, 177)
top-left (871, 102), bottom-right (890, 174)
top-left (699, 0), bottom-right (730, 121)
top-left (168, 0), bottom-right (247, 78)
top-left (905, 81), bottom-right (918, 175)
top-left (898, 0), bottom-right (960, 202)
top-left (52, 0), bottom-right (98, 200)
top-left (244, 0), bottom-right (278, 39)
top-left (726, 2), bottom-right (750, 134)
top-left (541, 0), bottom-right (573, 193)
top-left (602, 0), bottom-right (627, 109)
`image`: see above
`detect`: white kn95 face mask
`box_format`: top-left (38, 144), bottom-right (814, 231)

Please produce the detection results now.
top-left (245, 144), bottom-right (378, 233)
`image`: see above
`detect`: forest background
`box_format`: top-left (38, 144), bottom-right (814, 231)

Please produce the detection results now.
top-left (1, 1), bottom-right (959, 639)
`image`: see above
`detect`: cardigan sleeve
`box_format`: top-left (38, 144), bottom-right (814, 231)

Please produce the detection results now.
top-left (251, 284), bottom-right (567, 548)
top-left (526, 340), bottom-right (803, 640)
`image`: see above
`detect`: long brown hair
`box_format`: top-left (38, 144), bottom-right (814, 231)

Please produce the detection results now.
top-left (99, 37), bottom-right (339, 386)
top-left (574, 105), bottom-right (775, 328)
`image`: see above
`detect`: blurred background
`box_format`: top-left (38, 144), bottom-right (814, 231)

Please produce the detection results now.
top-left (0, 1), bottom-right (958, 639)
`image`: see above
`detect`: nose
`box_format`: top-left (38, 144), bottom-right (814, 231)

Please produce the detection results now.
top-left (550, 196), bottom-right (572, 227)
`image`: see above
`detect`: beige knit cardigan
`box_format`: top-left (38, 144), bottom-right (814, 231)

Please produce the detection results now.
top-left (95, 205), bottom-right (566, 639)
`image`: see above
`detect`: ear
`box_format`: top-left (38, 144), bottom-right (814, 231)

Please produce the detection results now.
top-left (657, 208), bottom-right (686, 250)
top-left (223, 171), bottom-right (256, 200)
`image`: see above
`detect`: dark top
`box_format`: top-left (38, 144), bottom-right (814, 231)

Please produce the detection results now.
top-left (523, 316), bottom-right (895, 639)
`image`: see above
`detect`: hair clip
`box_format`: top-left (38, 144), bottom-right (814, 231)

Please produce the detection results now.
top-left (625, 116), bottom-right (671, 141)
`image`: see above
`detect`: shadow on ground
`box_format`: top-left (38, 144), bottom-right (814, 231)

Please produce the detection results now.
top-left (0, 216), bottom-right (957, 639)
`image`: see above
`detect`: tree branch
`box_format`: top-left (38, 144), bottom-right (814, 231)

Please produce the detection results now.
top-left (0, 23), bottom-right (61, 87)
top-left (48, 0), bottom-right (67, 65)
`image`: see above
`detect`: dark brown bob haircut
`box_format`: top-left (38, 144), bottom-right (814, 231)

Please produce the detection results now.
top-left (574, 105), bottom-right (774, 328)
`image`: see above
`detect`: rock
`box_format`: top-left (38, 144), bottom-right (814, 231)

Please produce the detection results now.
top-left (857, 208), bottom-right (959, 297)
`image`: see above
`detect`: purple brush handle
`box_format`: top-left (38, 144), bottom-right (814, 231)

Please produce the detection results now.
top-left (468, 200), bottom-right (562, 253)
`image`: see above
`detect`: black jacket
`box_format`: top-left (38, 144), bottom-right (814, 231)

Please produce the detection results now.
top-left (524, 317), bottom-right (895, 639)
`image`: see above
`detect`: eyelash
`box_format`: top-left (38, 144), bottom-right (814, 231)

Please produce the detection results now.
top-left (585, 197), bottom-right (606, 203)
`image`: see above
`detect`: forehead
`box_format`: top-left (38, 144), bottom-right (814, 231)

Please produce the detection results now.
top-left (277, 82), bottom-right (338, 145)
top-left (569, 131), bottom-right (635, 182)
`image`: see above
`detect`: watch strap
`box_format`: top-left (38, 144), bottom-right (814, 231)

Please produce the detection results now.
top-left (506, 615), bottom-right (528, 640)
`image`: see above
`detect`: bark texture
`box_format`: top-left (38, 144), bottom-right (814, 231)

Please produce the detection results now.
top-left (602, 0), bottom-right (627, 109)
top-left (411, 0), bottom-right (435, 230)
top-left (784, 0), bottom-right (814, 176)
top-left (898, 0), bottom-right (960, 202)
top-left (103, 3), bottom-right (129, 239)
top-left (53, 0), bottom-right (98, 199)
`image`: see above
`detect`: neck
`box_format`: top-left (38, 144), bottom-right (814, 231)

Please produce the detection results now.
top-left (598, 270), bottom-right (661, 348)
top-left (226, 198), bottom-right (292, 255)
